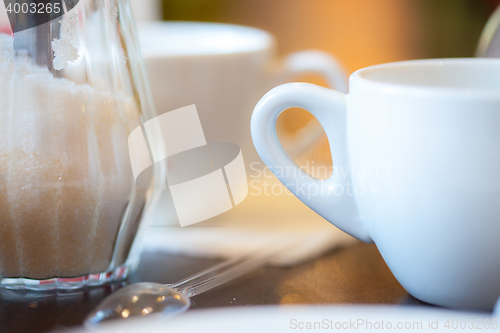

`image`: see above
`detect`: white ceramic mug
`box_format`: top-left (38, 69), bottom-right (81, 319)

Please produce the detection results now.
top-left (251, 58), bottom-right (500, 310)
top-left (138, 21), bottom-right (347, 226)
top-left (138, 21), bottom-right (346, 168)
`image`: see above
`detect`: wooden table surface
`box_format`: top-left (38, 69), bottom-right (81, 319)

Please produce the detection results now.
top-left (0, 242), bottom-right (429, 333)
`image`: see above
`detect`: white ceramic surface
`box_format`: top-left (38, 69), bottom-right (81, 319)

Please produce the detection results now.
top-left (130, 0), bottom-right (162, 22)
top-left (70, 305), bottom-right (496, 333)
top-left (477, 4), bottom-right (500, 57)
top-left (251, 58), bottom-right (500, 310)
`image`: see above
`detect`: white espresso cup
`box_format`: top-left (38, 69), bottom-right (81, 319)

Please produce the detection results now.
top-left (138, 22), bottom-right (347, 226)
top-left (251, 58), bottom-right (500, 310)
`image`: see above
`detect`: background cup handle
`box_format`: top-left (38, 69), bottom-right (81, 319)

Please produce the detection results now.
top-left (279, 50), bottom-right (348, 157)
top-left (251, 82), bottom-right (372, 243)
top-left (283, 50), bottom-right (348, 93)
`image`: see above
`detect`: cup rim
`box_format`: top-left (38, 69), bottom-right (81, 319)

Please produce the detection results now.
top-left (351, 58), bottom-right (500, 97)
top-left (138, 21), bottom-right (275, 57)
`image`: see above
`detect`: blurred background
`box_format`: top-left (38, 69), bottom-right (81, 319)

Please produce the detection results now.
top-left (136, 0), bottom-right (500, 71)
top-left (132, 0), bottom-right (500, 163)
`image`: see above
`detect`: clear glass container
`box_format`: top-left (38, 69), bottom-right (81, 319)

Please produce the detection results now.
top-left (0, 0), bottom-right (161, 290)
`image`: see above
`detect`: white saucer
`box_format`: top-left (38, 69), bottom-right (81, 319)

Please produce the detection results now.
top-left (70, 305), bottom-right (493, 333)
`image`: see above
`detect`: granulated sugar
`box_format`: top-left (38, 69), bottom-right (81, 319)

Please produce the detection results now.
top-left (0, 34), bottom-right (141, 279)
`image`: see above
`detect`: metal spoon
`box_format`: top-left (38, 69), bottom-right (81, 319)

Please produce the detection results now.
top-left (84, 246), bottom-right (287, 326)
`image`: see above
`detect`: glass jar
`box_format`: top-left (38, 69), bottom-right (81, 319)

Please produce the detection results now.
top-left (0, 0), bottom-right (162, 289)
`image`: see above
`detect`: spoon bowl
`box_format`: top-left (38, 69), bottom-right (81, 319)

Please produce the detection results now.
top-left (85, 283), bottom-right (190, 325)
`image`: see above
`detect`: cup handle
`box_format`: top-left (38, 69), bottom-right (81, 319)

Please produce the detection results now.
top-left (283, 50), bottom-right (348, 93)
top-left (280, 51), bottom-right (348, 157)
top-left (251, 83), bottom-right (372, 243)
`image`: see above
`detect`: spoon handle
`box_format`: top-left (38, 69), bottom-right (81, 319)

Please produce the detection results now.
top-left (172, 243), bottom-right (292, 298)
